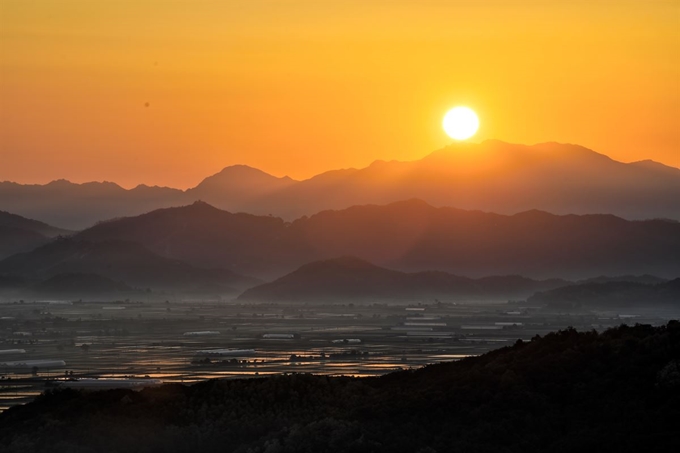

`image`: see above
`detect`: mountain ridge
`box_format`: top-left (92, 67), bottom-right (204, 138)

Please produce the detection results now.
top-left (0, 238), bottom-right (261, 294)
top-left (0, 211), bottom-right (74, 259)
top-left (74, 200), bottom-right (680, 280)
top-left (237, 256), bottom-right (572, 302)
top-left (527, 279), bottom-right (680, 309)
top-left (2, 141), bottom-right (679, 229)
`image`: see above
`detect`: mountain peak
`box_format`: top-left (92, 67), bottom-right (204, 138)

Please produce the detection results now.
top-left (309, 255), bottom-right (379, 270)
top-left (217, 164), bottom-right (268, 175)
top-left (210, 164), bottom-right (295, 182)
top-left (629, 159), bottom-right (680, 174)
top-left (46, 179), bottom-right (73, 187)
top-left (188, 165), bottom-right (297, 198)
top-left (187, 200), bottom-right (221, 211)
top-left (2, 141), bottom-right (679, 229)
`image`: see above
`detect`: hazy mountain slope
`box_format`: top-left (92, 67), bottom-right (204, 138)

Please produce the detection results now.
top-left (77, 201), bottom-right (314, 277)
top-left (1, 322), bottom-right (677, 453)
top-left (3, 141), bottom-right (679, 228)
top-left (0, 180), bottom-right (184, 230)
top-left (528, 279), bottom-right (680, 309)
top-left (238, 256), bottom-right (570, 301)
top-left (291, 200), bottom-right (680, 279)
top-left (578, 275), bottom-right (668, 285)
top-left (0, 211), bottom-right (74, 259)
top-left (184, 165), bottom-right (296, 211)
top-left (0, 225), bottom-right (49, 259)
top-left (629, 159), bottom-right (680, 178)
top-left (76, 200), bottom-right (680, 279)
top-left (0, 166), bottom-right (296, 230)
top-left (0, 210), bottom-right (72, 236)
top-left (259, 140), bottom-right (680, 220)
top-left (0, 239), bottom-right (259, 293)
top-left (32, 272), bottom-right (134, 295)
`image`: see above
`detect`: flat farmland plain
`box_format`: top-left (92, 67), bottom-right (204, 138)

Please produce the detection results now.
top-left (1, 296), bottom-right (676, 412)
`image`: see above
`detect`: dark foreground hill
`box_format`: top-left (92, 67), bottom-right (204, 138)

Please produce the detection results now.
top-left (528, 279), bottom-right (680, 309)
top-left (76, 200), bottom-right (680, 279)
top-left (0, 238), bottom-right (260, 294)
top-left (1, 322), bottom-right (678, 453)
top-left (238, 256), bottom-right (569, 302)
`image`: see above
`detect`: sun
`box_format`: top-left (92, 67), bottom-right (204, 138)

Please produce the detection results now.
top-left (443, 107), bottom-right (479, 140)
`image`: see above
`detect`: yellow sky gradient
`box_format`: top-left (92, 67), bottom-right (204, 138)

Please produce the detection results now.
top-left (1, 1), bottom-right (678, 188)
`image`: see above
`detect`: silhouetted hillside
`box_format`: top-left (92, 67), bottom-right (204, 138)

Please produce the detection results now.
top-left (291, 200), bottom-right (680, 279)
top-left (0, 211), bottom-right (73, 259)
top-left (0, 238), bottom-right (260, 294)
top-left (32, 272), bottom-right (133, 296)
top-left (185, 165), bottom-right (296, 208)
top-left (3, 141), bottom-right (679, 228)
top-left (77, 201), bottom-right (311, 276)
top-left (239, 256), bottom-right (569, 301)
top-left (1, 322), bottom-right (678, 452)
top-left (528, 279), bottom-right (680, 309)
top-left (578, 274), bottom-right (668, 285)
top-left (0, 180), bottom-right (183, 230)
top-left (0, 225), bottom-right (48, 260)
top-left (257, 141), bottom-right (680, 220)
top-left (77, 200), bottom-right (680, 279)
top-left (0, 210), bottom-right (71, 236)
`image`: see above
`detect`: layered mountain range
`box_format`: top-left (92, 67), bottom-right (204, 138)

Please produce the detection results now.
top-left (2, 141), bottom-right (679, 229)
top-left (237, 257), bottom-right (678, 304)
top-left (0, 238), bottom-right (259, 295)
top-left (1, 197), bottom-right (678, 299)
top-left (527, 278), bottom-right (680, 309)
top-left (74, 200), bottom-right (680, 280)
top-left (0, 210), bottom-right (72, 258)
top-left (237, 256), bottom-right (571, 302)
top-left (2, 140), bottom-right (678, 299)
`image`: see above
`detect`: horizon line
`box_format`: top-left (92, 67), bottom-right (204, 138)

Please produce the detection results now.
top-left (1, 139), bottom-right (678, 190)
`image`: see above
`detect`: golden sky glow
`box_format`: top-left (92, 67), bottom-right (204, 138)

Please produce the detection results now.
top-left (1, 1), bottom-right (678, 188)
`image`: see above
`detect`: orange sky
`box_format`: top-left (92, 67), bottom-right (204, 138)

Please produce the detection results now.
top-left (1, 1), bottom-right (678, 188)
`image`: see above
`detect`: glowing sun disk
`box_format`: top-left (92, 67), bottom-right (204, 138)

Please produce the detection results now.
top-left (443, 107), bottom-right (479, 140)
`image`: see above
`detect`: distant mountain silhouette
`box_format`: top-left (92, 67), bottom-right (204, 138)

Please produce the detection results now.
top-left (0, 225), bottom-right (48, 260)
top-left (528, 279), bottom-right (680, 309)
top-left (578, 274), bottom-right (668, 285)
top-left (76, 200), bottom-right (680, 279)
top-left (185, 165), bottom-right (296, 209)
top-left (77, 201), bottom-right (311, 277)
top-left (2, 141), bottom-right (679, 229)
top-left (0, 210), bottom-right (72, 236)
top-left (290, 200), bottom-right (680, 279)
top-left (0, 166), bottom-right (294, 230)
top-left (0, 238), bottom-right (259, 294)
top-left (32, 272), bottom-right (133, 296)
top-left (0, 180), bottom-right (184, 230)
top-left (0, 211), bottom-right (73, 259)
top-left (238, 256), bottom-right (569, 302)
top-left (256, 140), bottom-right (680, 221)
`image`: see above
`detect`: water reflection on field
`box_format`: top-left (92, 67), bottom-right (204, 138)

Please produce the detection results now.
top-left (1, 297), bottom-right (677, 411)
